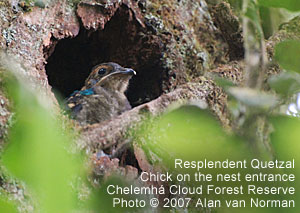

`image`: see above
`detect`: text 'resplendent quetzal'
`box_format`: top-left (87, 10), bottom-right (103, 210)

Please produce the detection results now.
top-left (66, 62), bottom-right (136, 125)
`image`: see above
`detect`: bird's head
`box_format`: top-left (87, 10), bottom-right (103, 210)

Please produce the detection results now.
top-left (84, 62), bottom-right (136, 93)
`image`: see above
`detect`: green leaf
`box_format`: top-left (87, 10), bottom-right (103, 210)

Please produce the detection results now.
top-left (270, 116), bottom-right (300, 161)
top-left (275, 40), bottom-right (300, 73)
top-left (227, 0), bottom-right (243, 11)
top-left (138, 105), bottom-right (250, 170)
top-left (245, 0), bottom-right (264, 37)
top-left (87, 177), bottom-right (149, 213)
top-left (269, 116), bottom-right (299, 211)
top-left (211, 74), bottom-right (236, 89)
top-left (0, 198), bottom-right (18, 213)
top-left (258, 0), bottom-right (300, 12)
top-left (268, 71), bottom-right (300, 96)
top-left (228, 87), bottom-right (278, 109)
top-left (2, 75), bottom-right (81, 213)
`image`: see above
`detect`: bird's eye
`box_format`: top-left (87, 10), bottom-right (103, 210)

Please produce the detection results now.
top-left (98, 68), bottom-right (106, 75)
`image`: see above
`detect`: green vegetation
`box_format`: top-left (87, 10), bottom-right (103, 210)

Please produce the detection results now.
top-left (0, 73), bottom-right (83, 212)
top-left (0, 0), bottom-right (300, 212)
top-left (137, 106), bottom-right (298, 212)
top-left (0, 71), bottom-right (144, 212)
top-left (258, 0), bottom-right (300, 12)
top-left (136, 0), bottom-right (300, 212)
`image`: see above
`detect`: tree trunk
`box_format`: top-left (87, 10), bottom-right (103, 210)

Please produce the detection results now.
top-left (1, 0), bottom-right (300, 212)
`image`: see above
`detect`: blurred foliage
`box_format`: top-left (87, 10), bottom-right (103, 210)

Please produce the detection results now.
top-left (270, 116), bottom-right (300, 163)
top-left (137, 105), bottom-right (298, 212)
top-left (0, 71), bottom-right (144, 212)
top-left (137, 105), bottom-right (253, 169)
top-left (1, 0), bottom-right (300, 212)
top-left (227, 0), bottom-right (300, 38)
top-left (259, 7), bottom-right (289, 38)
top-left (258, 0), bottom-right (300, 12)
top-left (211, 75), bottom-right (236, 88)
top-left (274, 40), bottom-right (300, 73)
top-left (269, 116), bottom-right (299, 211)
top-left (227, 87), bottom-right (278, 110)
top-left (0, 73), bottom-right (87, 212)
top-left (226, 0), bottom-right (243, 10)
top-left (0, 197), bottom-right (18, 213)
top-left (268, 72), bottom-right (300, 96)
top-left (87, 176), bottom-right (150, 213)
top-left (136, 0), bottom-right (300, 212)
top-left (244, 0), bottom-right (264, 38)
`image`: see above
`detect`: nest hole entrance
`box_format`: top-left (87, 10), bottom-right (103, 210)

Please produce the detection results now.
top-left (45, 5), bottom-right (166, 107)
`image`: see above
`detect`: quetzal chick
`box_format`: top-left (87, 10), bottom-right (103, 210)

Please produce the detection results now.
top-left (66, 62), bottom-right (136, 125)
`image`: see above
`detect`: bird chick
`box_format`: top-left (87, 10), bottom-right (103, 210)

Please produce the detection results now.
top-left (66, 62), bottom-right (136, 125)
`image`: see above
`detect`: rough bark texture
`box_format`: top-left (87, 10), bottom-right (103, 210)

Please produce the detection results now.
top-left (1, 0), bottom-right (300, 212)
top-left (0, 0), bottom-right (234, 140)
top-left (78, 79), bottom-right (229, 154)
top-left (0, 0), bottom-right (236, 153)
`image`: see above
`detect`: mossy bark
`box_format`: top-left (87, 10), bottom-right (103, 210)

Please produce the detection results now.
top-left (0, 0), bottom-right (234, 139)
top-left (1, 0), bottom-right (300, 212)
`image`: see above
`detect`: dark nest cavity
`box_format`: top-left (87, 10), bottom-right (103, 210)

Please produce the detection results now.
top-left (44, 5), bottom-right (167, 107)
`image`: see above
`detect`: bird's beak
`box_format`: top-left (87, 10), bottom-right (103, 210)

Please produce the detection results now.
top-left (97, 68), bottom-right (136, 86)
top-left (119, 68), bottom-right (136, 76)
